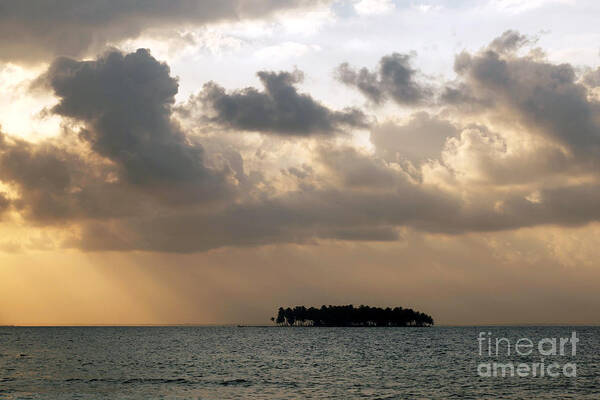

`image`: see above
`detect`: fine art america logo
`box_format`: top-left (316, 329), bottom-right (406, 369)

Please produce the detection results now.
top-left (477, 331), bottom-right (578, 378)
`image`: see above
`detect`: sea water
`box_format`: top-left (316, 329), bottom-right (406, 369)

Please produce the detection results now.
top-left (1, 326), bottom-right (599, 399)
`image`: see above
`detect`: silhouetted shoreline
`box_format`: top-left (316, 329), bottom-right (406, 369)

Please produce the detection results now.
top-left (237, 325), bottom-right (431, 328)
top-left (271, 305), bottom-right (434, 327)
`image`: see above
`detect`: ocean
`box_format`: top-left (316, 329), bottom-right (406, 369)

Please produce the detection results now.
top-left (1, 326), bottom-right (598, 399)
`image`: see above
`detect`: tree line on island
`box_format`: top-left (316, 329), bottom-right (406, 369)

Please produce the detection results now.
top-left (271, 305), bottom-right (434, 327)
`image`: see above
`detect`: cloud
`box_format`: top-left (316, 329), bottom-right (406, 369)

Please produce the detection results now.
top-left (336, 53), bottom-right (432, 106)
top-left (317, 145), bottom-right (402, 189)
top-left (71, 181), bottom-right (456, 252)
top-left (1, 48), bottom-right (242, 225)
top-left (39, 49), bottom-right (233, 204)
top-left (443, 32), bottom-right (600, 158)
top-left (487, 30), bottom-right (532, 54)
top-left (0, 0), bottom-right (329, 63)
top-left (190, 69), bottom-right (368, 136)
top-left (0, 191), bottom-right (9, 214)
top-left (437, 126), bottom-right (573, 186)
top-left (0, 132), bottom-right (150, 222)
top-left (3, 33), bottom-right (600, 253)
top-left (0, 135), bottom-right (76, 221)
top-left (370, 112), bottom-right (458, 164)
top-left (582, 67), bottom-right (600, 88)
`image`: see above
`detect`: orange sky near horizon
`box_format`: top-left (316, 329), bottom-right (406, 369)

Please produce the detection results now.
top-left (2, 224), bottom-right (600, 326)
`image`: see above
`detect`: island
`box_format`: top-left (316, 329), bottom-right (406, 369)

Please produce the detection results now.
top-left (270, 305), bottom-right (434, 327)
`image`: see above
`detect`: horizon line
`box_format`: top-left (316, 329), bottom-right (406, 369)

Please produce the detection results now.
top-left (2, 323), bottom-right (600, 328)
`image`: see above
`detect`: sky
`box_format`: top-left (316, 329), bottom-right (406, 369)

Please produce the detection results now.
top-left (1, 0), bottom-right (600, 325)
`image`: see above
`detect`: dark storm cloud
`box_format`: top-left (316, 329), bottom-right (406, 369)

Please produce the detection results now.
top-left (0, 0), bottom-right (327, 63)
top-left (0, 136), bottom-right (73, 220)
top-left (336, 63), bottom-right (384, 104)
top-left (194, 70), bottom-right (367, 135)
top-left (5, 33), bottom-right (600, 253)
top-left (40, 49), bottom-right (232, 202)
top-left (0, 132), bottom-right (157, 222)
top-left (73, 182), bottom-right (457, 253)
top-left (439, 82), bottom-right (494, 112)
top-left (68, 155), bottom-right (600, 253)
top-left (0, 48), bottom-right (238, 224)
top-left (335, 53), bottom-right (432, 105)
top-left (488, 30), bottom-right (531, 54)
top-left (446, 40), bottom-right (600, 155)
top-left (71, 178), bottom-right (600, 253)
